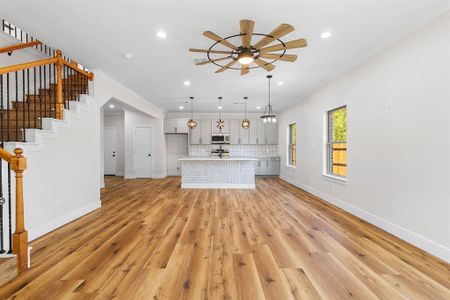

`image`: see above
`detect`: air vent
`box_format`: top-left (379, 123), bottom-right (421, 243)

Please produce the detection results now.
top-left (192, 58), bottom-right (208, 64)
top-left (233, 102), bottom-right (245, 105)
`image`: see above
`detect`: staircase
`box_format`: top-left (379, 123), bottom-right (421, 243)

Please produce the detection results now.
top-left (0, 18), bottom-right (94, 285)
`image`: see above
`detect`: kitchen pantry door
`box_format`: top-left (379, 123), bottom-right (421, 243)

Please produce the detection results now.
top-left (104, 127), bottom-right (117, 175)
top-left (134, 126), bottom-right (153, 178)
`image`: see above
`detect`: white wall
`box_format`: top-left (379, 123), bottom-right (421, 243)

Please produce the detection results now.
top-left (124, 110), bottom-right (167, 178)
top-left (104, 113), bottom-right (125, 176)
top-left (278, 12), bottom-right (450, 262)
top-left (92, 71), bottom-right (167, 185)
top-left (167, 134), bottom-right (188, 176)
top-left (5, 96), bottom-right (101, 241)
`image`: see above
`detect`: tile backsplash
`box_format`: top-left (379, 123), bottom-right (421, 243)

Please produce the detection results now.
top-left (189, 145), bottom-right (279, 157)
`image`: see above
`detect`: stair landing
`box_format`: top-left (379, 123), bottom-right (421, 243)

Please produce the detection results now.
top-left (0, 256), bottom-right (17, 286)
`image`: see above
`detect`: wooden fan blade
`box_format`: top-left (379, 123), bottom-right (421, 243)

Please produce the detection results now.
top-left (189, 48), bottom-right (233, 55)
top-left (259, 53), bottom-right (298, 62)
top-left (203, 31), bottom-right (238, 50)
top-left (241, 64), bottom-right (249, 75)
top-left (196, 56), bottom-right (232, 65)
top-left (254, 58), bottom-right (275, 72)
top-left (240, 19), bottom-right (255, 48)
top-left (259, 38), bottom-right (307, 54)
top-left (215, 59), bottom-right (238, 73)
top-left (254, 24), bottom-right (295, 49)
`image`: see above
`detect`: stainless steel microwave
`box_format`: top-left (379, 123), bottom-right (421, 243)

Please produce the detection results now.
top-left (211, 133), bottom-right (230, 144)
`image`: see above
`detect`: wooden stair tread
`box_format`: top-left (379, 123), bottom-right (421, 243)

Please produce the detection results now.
top-left (0, 256), bottom-right (18, 286)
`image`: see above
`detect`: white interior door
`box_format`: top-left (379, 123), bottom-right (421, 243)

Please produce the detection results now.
top-left (104, 127), bottom-right (117, 175)
top-left (134, 126), bottom-right (153, 178)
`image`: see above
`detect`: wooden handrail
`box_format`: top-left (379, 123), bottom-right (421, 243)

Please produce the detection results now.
top-left (0, 57), bottom-right (58, 75)
top-left (0, 40), bottom-right (42, 54)
top-left (0, 147), bottom-right (14, 162)
top-left (0, 147), bottom-right (28, 273)
top-left (62, 60), bottom-right (94, 81)
top-left (1, 49), bottom-right (94, 120)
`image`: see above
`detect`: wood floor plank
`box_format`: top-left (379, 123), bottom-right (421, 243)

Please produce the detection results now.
top-left (0, 176), bottom-right (448, 300)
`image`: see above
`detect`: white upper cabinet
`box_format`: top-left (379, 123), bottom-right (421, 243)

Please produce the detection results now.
top-left (229, 120), bottom-right (240, 144)
top-left (265, 122), bottom-right (278, 144)
top-left (189, 123), bottom-right (201, 144)
top-left (249, 119), bottom-right (259, 144)
top-left (164, 118), bottom-right (188, 134)
top-left (211, 119), bottom-right (229, 134)
top-left (186, 118), bottom-right (278, 145)
top-left (200, 120), bottom-right (212, 144)
top-left (239, 122), bottom-right (250, 145)
top-left (257, 119), bottom-right (266, 145)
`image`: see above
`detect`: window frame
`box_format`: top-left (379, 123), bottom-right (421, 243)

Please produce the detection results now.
top-left (287, 123), bottom-right (297, 167)
top-left (325, 105), bottom-right (347, 179)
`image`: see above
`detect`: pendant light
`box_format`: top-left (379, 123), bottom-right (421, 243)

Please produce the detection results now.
top-left (241, 96), bottom-right (250, 129)
top-left (216, 97), bottom-right (225, 130)
top-left (187, 97), bottom-right (197, 129)
top-left (260, 75), bottom-right (277, 123)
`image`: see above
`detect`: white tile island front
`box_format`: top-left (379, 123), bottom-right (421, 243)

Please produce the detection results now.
top-left (179, 157), bottom-right (258, 189)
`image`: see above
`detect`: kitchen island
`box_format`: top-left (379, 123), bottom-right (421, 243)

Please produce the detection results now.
top-left (179, 157), bottom-right (258, 189)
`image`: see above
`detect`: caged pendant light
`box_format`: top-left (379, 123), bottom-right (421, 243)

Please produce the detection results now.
top-left (187, 97), bottom-right (197, 128)
top-left (241, 97), bottom-right (250, 129)
top-left (260, 75), bottom-right (277, 123)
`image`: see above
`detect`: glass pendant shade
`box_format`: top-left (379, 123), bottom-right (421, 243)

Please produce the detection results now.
top-left (187, 118), bottom-right (197, 129)
top-left (260, 75), bottom-right (277, 123)
top-left (187, 97), bottom-right (197, 128)
top-left (241, 119), bottom-right (250, 129)
top-left (241, 96), bottom-right (251, 129)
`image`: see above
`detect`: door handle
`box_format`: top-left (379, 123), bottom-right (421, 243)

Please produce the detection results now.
top-left (148, 154), bottom-right (152, 156)
top-left (112, 155), bottom-right (115, 157)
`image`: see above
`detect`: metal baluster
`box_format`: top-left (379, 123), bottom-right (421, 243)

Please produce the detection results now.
top-left (0, 157), bottom-right (3, 254)
top-left (22, 70), bottom-right (26, 142)
top-left (43, 65), bottom-right (47, 118)
top-left (34, 68), bottom-right (37, 128)
top-left (49, 64), bottom-right (53, 117)
top-left (27, 69), bottom-right (30, 129)
top-left (39, 66), bottom-right (42, 129)
top-left (1, 74), bottom-right (3, 145)
top-left (6, 74), bottom-right (10, 141)
top-left (53, 63), bottom-right (57, 118)
top-left (15, 72), bottom-right (18, 141)
top-left (7, 163), bottom-right (11, 253)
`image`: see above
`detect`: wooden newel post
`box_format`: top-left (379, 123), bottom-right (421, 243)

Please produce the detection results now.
top-left (10, 148), bottom-right (28, 273)
top-left (55, 50), bottom-right (64, 120)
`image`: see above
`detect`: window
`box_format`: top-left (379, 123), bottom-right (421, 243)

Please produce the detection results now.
top-left (327, 106), bottom-right (347, 177)
top-left (288, 123), bottom-right (297, 166)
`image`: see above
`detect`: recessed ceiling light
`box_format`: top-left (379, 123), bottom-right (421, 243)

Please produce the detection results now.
top-left (320, 31), bottom-right (331, 39)
top-left (278, 81), bottom-right (284, 86)
top-left (179, 106), bottom-right (184, 110)
top-left (123, 53), bottom-right (133, 59)
top-left (256, 106), bottom-right (261, 110)
top-left (109, 104), bottom-right (115, 108)
top-left (156, 30), bottom-right (167, 39)
top-left (183, 80), bottom-right (191, 86)
top-left (218, 106), bottom-right (223, 110)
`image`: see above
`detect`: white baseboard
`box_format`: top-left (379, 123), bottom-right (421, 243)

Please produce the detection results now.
top-left (181, 183), bottom-right (255, 189)
top-left (28, 201), bottom-right (101, 241)
top-left (279, 175), bottom-right (450, 263)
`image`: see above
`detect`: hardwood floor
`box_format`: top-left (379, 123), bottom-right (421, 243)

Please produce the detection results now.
top-left (0, 176), bottom-right (448, 299)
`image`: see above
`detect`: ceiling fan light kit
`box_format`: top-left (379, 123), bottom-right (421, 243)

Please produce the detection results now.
top-left (261, 75), bottom-right (277, 123)
top-left (189, 19), bottom-right (307, 75)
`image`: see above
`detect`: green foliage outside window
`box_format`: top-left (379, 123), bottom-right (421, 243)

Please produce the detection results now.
top-left (333, 108), bottom-right (347, 142)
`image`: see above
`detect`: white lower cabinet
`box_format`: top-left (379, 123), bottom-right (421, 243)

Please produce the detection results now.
top-left (256, 157), bottom-right (280, 176)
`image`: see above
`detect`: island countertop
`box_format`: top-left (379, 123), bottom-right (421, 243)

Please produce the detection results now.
top-left (178, 156), bottom-right (258, 161)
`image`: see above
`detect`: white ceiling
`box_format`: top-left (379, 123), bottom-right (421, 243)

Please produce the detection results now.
top-left (2, 0), bottom-right (449, 112)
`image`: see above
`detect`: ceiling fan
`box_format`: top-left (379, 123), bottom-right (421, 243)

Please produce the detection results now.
top-left (189, 19), bottom-right (307, 75)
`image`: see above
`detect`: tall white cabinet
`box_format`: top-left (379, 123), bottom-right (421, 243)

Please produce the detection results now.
top-left (189, 120), bottom-right (212, 144)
